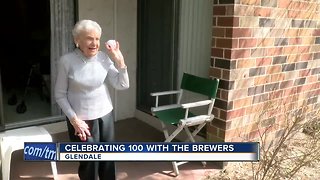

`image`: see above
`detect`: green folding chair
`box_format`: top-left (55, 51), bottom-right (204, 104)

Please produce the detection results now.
top-left (150, 73), bottom-right (219, 176)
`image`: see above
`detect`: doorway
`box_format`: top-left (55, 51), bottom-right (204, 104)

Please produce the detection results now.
top-left (137, 0), bottom-right (180, 113)
top-left (0, 0), bottom-right (51, 125)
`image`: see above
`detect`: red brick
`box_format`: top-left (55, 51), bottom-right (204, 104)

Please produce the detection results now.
top-left (222, 70), bottom-right (230, 79)
top-left (301, 37), bottom-right (316, 45)
top-left (236, 78), bottom-right (254, 89)
top-left (223, 49), bottom-right (232, 59)
top-left (254, 7), bottom-right (271, 17)
top-left (306, 75), bottom-right (318, 83)
top-left (220, 89), bottom-right (228, 100)
top-left (207, 125), bottom-right (219, 137)
top-left (257, 38), bottom-right (274, 47)
top-left (254, 75), bottom-right (271, 85)
top-left (267, 65), bottom-right (282, 74)
top-left (237, 58), bottom-right (256, 68)
top-left (271, 73), bottom-right (285, 82)
top-left (280, 80), bottom-right (293, 89)
top-left (287, 10), bottom-right (300, 18)
top-left (288, 38), bottom-right (302, 45)
top-left (299, 84), bottom-right (315, 93)
top-left (213, 6), bottom-right (226, 16)
top-left (225, 128), bottom-right (240, 141)
top-left (270, 29), bottom-right (285, 38)
top-left (285, 29), bottom-right (299, 37)
top-left (270, 90), bottom-right (284, 99)
top-left (212, 48), bottom-right (224, 58)
top-left (289, 1), bottom-right (309, 10)
top-left (213, 27), bottom-right (225, 37)
top-left (239, 38), bottom-right (257, 48)
top-left (225, 5), bottom-right (234, 16)
top-left (217, 129), bottom-right (226, 139)
top-left (234, 5), bottom-right (255, 16)
top-left (298, 46), bottom-right (310, 54)
top-left (212, 108), bottom-right (219, 118)
top-left (216, 38), bottom-right (233, 48)
top-left (220, 109), bottom-right (227, 120)
top-left (230, 89), bottom-right (249, 101)
top-left (283, 46), bottom-right (299, 55)
top-left (256, 57), bottom-right (272, 66)
top-left (227, 108), bottom-right (246, 120)
top-left (233, 28), bottom-right (252, 38)
top-left (225, 28), bottom-right (233, 38)
top-left (283, 87), bottom-right (297, 97)
top-left (212, 118), bottom-right (227, 130)
top-left (231, 49), bottom-right (251, 59)
top-left (252, 94), bottom-right (268, 104)
top-left (300, 53), bottom-right (313, 61)
top-left (241, 16), bottom-right (259, 27)
top-left (240, 0), bottom-right (260, 5)
top-left (248, 129), bottom-right (260, 140)
top-left (209, 67), bottom-right (222, 79)
top-left (218, 17), bottom-right (237, 27)
top-left (287, 54), bottom-right (300, 63)
top-left (278, 0), bottom-right (291, 8)
top-left (299, 29), bottom-right (313, 36)
top-left (268, 47), bottom-right (283, 56)
top-left (313, 29), bottom-right (320, 36)
top-left (246, 103), bottom-right (264, 115)
top-left (251, 48), bottom-right (267, 57)
top-left (234, 97), bottom-right (252, 109)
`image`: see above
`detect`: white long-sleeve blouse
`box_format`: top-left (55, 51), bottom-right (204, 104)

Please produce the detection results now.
top-left (54, 48), bottom-right (129, 120)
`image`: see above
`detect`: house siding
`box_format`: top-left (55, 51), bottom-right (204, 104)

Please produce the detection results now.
top-left (209, 0), bottom-right (320, 142)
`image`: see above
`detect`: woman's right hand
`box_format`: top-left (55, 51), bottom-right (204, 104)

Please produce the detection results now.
top-left (70, 117), bottom-right (91, 141)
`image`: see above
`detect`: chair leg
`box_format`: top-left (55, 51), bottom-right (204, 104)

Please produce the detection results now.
top-left (162, 123), bottom-right (185, 176)
top-left (1, 146), bottom-right (12, 180)
top-left (184, 127), bottom-right (196, 142)
top-left (51, 161), bottom-right (58, 180)
top-left (184, 126), bottom-right (207, 169)
top-left (161, 122), bottom-right (169, 140)
top-left (164, 125), bottom-right (184, 142)
top-left (172, 161), bottom-right (179, 176)
top-left (191, 123), bottom-right (207, 137)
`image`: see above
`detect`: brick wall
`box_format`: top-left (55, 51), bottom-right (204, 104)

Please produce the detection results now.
top-left (209, 0), bottom-right (320, 142)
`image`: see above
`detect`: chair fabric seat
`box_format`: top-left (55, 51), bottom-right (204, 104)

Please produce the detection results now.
top-left (154, 107), bottom-right (195, 125)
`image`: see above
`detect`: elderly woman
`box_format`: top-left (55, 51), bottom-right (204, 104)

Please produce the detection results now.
top-left (55, 19), bottom-right (129, 180)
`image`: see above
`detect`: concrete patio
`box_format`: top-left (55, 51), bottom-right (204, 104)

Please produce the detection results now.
top-left (9, 118), bottom-right (222, 180)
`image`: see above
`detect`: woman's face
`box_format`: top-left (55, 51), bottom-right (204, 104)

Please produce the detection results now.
top-left (75, 29), bottom-right (101, 58)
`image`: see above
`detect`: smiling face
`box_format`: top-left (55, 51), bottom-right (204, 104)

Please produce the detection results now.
top-left (75, 29), bottom-right (101, 58)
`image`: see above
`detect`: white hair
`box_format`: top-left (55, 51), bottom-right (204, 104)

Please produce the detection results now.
top-left (72, 19), bottom-right (102, 38)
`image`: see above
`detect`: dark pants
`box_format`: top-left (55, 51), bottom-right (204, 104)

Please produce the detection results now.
top-left (67, 112), bottom-right (116, 180)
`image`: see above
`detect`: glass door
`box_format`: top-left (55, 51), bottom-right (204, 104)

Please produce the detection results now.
top-left (137, 0), bottom-right (180, 113)
top-left (0, 0), bottom-right (51, 125)
top-left (0, 0), bottom-right (76, 130)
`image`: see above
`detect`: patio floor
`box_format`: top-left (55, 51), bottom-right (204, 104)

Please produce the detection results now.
top-left (9, 118), bottom-right (222, 180)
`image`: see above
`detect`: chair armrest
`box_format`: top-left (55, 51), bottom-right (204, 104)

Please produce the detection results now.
top-left (150, 90), bottom-right (181, 97)
top-left (151, 104), bottom-right (181, 112)
top-left (181, 100), bottom-right (212, 109)
top-left (180, 115), bottom-right (213, 126)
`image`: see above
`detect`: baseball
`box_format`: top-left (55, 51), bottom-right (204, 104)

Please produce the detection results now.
top-left (106, 40), bottom-right (117, 49)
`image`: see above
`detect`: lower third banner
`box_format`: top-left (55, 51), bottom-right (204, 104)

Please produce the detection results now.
top-left (24, 142), bottom-right (259, 161)
top-left (58, 142), bottom-right (259, 161)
